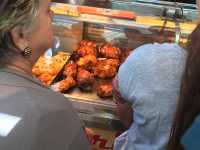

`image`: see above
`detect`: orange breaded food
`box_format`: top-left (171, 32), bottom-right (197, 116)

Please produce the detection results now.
top-left (32, 52), bottom-right (70, 85)
top-left (38, 73), bottom-right (53, 86)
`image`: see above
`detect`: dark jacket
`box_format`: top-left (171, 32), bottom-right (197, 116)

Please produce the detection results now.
top-left (181, 115), bottom-right (200, 150)
top-left (0, 68), bottom-right (90, 150)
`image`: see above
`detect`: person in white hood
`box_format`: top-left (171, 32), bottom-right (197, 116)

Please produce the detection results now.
top-left (113, 43), bottom-right (186, 150)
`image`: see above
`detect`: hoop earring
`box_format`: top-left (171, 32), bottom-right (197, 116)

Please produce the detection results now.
top-left (22, 47), bottom-right (32, 57)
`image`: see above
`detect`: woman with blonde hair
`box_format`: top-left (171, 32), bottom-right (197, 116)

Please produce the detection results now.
top-left (0, 0), bottom-right (90, 149)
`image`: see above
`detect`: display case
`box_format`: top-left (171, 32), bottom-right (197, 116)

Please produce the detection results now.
top-left (34, 1), bottom-right (198, 149)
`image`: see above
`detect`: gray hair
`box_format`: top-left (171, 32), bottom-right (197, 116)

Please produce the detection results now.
top-left (0, 0), bottom-right (40, 60)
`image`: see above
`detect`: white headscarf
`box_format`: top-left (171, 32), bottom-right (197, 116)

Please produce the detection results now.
top-left (114, 43), bottom-right (187, 150)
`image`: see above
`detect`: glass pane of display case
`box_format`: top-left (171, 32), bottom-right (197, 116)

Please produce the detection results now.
top-left (52, 0), bottom-right (198, 20)
top-left (32, 2), bottom-right (199, 149)
top-left (44, 2), bottom-right (197, 111)
top-left (49, 14), bottom-right (188, 117)
top-left (110, 0), bottom-right (198, 20)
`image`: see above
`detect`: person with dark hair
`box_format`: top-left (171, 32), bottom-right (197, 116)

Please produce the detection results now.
top-left (167, 23), bottom-right (200, 150)
top-left (0, 0), bottom-right (90, 150)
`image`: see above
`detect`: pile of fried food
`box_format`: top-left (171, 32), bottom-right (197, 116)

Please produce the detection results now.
top-left (32, 52), bottom-right (70, 86)
top-left (51, 40), bottom-right (125, 98)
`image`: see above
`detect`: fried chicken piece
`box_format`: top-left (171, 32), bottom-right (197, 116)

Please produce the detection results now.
top-left (51, 77), bottom-right (76, 92)
top-left (77, 46), bottom-right (96, 57)
top-left (94, 59), bottom-right (120, 78)
top-left (80, 40), bottom-right (97, 48)
top-left (104, 58), bottom-right (120, 67)
top-left (77, 54), bottom-right (97, 71)
top-left (96, 82), bottom-right (113, 98)
top-left (63, 62), bottom-right (77, 78)
top-left (79, 40), bottom-right (88, 46)
top-left (70, 51), bottom-right (80, 61)
top-left (99, 44), bottom-right (121, 59)
top-left (76, 40), bottom-right (97, 57)
top-left (77, 68), bottom-right (94, 91)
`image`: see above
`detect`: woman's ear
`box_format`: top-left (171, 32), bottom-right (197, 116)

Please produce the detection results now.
top-left (10, 27), bottom-right (29, 52)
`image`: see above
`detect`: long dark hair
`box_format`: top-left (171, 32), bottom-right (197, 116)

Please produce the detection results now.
top-left (167, 24), bottom-right (200, 150)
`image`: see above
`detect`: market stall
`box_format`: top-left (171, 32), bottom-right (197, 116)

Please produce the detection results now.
top-left (32, 1), bottom-right (197, 149)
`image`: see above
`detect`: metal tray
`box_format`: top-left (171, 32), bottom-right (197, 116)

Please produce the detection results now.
top-left (64, 88), bottom-right (116, 109)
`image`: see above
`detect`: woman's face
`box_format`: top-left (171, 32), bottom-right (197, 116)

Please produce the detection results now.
top-left (115, 102), bottom-right (133, 129)
top-left (113, 76), bottom-right (133, 128)
top-left (27, 0), bottom-right (54, 64)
